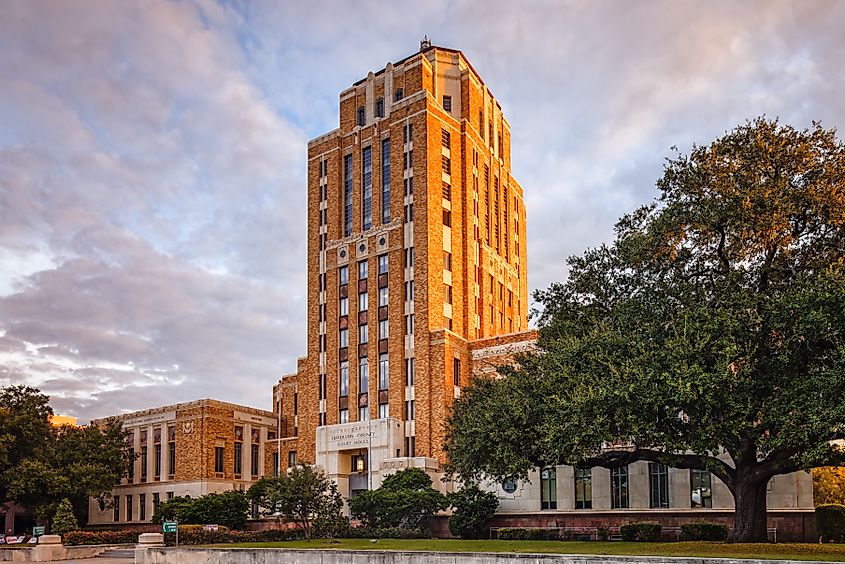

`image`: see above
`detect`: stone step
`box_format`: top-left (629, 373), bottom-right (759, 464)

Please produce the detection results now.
top-left (99, 549), bottom-right (136, 558)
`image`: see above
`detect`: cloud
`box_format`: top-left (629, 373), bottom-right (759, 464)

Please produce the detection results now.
top-left (0, 0), bottom-right (843, 420)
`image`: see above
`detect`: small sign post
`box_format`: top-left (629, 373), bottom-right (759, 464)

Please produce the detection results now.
top-left (162, 520), bottom-right (178, 546)
top-left (32, 527), bottom-right (46, 538)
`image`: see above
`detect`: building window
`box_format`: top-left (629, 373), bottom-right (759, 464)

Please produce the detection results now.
top-left (273, 452), bottom-right (279, 476)
top-left (649, 463), bottom-right (670, 508)
top-left (453, 357), bottom-right (461, 386)
top-left (288, 451), bottom-right (297, 468)
top-left (139, 493), bottom-right (146, 521)
top-left (340, 361), bottom-right (349, 396)
top-left (356, 106), bottom-right (365, 126)
top-left (403, 177), bottom-right (413, 196)
top-left (575, 468), bottom-right (592, 509)
top-left (443, 209), bottom-right (451, 227)
top-left (403, 123), bottom-right (412, 143)
top-left (126, 495), bottom-right (133, 522)
top-left (442, 155), bottom-right (450, 175)
top-left (343, 155), bottom-right (353, 236)
top-left (443, 251), bottom-right (451, 271)
top-left (140, 446), bottom-right (148, 481)
top-left (153, 492), bottom-right (160, 514)
top-left (405, 358), bottom-right (415, 386)
top-left (378, 353), bottom-right (389, 390)
top-left (405, 314), bottom-right (414, 335)
top-left (405, 280), bottom-right (414, 301)
top-left (442, 128), bottom-right (450, 148)
top-left (378, 286), bottom-right (388, 307)
top-left (379, 403), bottom-right (388, 419)
top-left (394, 88), bottom-right (403, 102)
top-left (378, 254), bottom-right (388, 275)
top-left (167, 491), bottom-right (174, 500)
top-left (381, 138), bottom-right (390, 224)
top-left (611, 466), bottom-right (629, 509)
top-left (339, 296), bottom-right (349, 316)
top-left (320, 374), bottom-right (327, 401)
top-left (234, 441), bottom-right (243, 475)
top-left (375, 97), bottom-right (384, 118)
top-left (358, 259), bottom-right (368, 280)
top-left (128, 447), bottom-right (135, 483)
top-left (404, 247), bottom-right (414, 268)
top-left (405, 399), bottom-right (415, 421)
top-left (339, 327), bottom-right (349, 348)
top-left (361, 146), bottom-right (373, 230)
top-left (167, 441), bottom-right (176, 477)
top-left (442, 95), bottom-right (452, 112)
top-left (691, 469), bottom-right (713, 508)
top-left (113, 495), bottom-right (120, 522)
top-left (339, 409), bottom-right (349, 423)
top-left (154, 443), bottom-right (161, 479)
top-left (540, 467), bottom-right (557, 510)
top-left (358, 357), bottom-right (369, 393)
top-left (379, 319), bottom-right (389, 340)
top-left (358, 292), bottom-right (368, 312)
top-left (442, 182), bottom-right (451, 201)
top-left (251, 444), bottom-right (260, 476)
top-left (339, 265), bottom-right (349, 285)
top-left (445, 284), bottom-right (452, 305)
top-left (359, 323), bottom-right (368, 344)
top-left (359, 406), bottom-right (369, 421)
top-left (214, 447), bottom-right (224, 474)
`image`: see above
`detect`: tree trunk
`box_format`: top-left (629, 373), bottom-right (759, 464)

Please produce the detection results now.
top-left (729, 477), bottom-right (770, 542)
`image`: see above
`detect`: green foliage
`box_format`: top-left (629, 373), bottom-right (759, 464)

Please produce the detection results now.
top-left (151, 491), bottom-right (249, 530)
top-left (680, 522), bottom-right (729, 541)
top-left (346, 526), bottom-right (430, 539)
top-left (816, 504), bottom-right (845, 542)
top-left (51, 498), bottom-right (79, 537)
top-left (445, 118), bottom-right (845, 542)
top-left (247, 463), bottom-right (344, 539)
top-left (620, 523), bottom-right (662, 542)
top-left (0, 386), bottom-right (130, 523)
top-left (63, 530), bottom-right (139, 546)
top-left (349, 468), bottom-right (447, 531)
top-left (496, 528), bottom-right (560, 540)
top-left (447, 485), bottom-right (499, 539)
top-left (151, 495), bottom-right (195, 524)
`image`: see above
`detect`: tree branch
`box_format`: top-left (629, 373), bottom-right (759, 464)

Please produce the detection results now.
top-left (581, 448), bottom-right (735, 490)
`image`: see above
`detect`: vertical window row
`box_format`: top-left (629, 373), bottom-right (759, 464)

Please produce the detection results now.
top-left (362, 146), bottom-right (372, 231)
top-left (381, 138), bottom-right (390, 224)
top-left (343, 155), bottom-right (353, 237)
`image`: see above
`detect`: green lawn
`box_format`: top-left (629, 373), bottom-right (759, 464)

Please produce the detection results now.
top-left (204, 539), bottom-right (845, 561)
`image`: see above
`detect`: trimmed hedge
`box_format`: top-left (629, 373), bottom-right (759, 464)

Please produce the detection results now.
top-left (347, 526), bottom-right (430, 539)
top-left (496, 528), bottom-right (560, 541)
top-left (63, 530), bottom-right (139, 546)
top-left (63, 527), bottom-right (306, 546)
top-left (680, 522), bottom-right (728, 541)
top-left (620, 523), bottom-right (662, 542)
top-left (817, 504), bottom-right (845, 543)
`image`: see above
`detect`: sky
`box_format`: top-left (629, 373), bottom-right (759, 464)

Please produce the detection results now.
top-left (1, 0), bottom-right (843, 422)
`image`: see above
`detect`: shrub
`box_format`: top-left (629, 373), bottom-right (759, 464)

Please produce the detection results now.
top-left (448, 485), bottom-right (499, 539)
top-left (347, 526), bottom-right (430, 539)
top-left (63, 530), bottom-right (139, 546)
top-left (816, 504), bottom-right (845, 543)
top-left (680, 522), bottom-right (729, 541)
top-left (596, 527), bottom-right (609, 541)
top-left (349, 468), bottom-right (447, 530)
top-left (51, 498), bottom-right (80, 537)
top-left (495, 528), bottom-right (559, 540)
top-left (151, 491), bottom-right (249, 530)
top-left (620, 523), bottom-right (661, 542)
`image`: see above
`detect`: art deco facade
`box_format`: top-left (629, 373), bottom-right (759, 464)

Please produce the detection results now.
top-left (87, 399), bottom-right (277, 525)
top-left (273, 42), bottom-right (536, 496)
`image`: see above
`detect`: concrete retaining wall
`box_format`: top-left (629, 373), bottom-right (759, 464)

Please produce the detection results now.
top-left (0, 543), bottom-right (129, 561)
top-left (145, 547), bottom-right (830, 564)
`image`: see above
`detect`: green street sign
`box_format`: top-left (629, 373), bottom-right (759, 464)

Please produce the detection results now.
top-left (32, 527), bottom-right (46, 537)
top-left (162, 521), bottom-right (177, 533)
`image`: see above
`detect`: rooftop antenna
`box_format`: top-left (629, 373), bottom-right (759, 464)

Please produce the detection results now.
top-left (420, 35), bottom-right (431, 51)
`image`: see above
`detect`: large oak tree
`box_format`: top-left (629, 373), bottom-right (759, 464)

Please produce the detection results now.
top-left (445, 118), bottom-right (845, 542)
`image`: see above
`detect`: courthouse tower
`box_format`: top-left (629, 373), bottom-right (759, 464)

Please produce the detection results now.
top-left (273, 42), bottom-right (536, 497)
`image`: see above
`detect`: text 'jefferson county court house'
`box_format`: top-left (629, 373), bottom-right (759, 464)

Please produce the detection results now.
top-left (89, 42), bottom-right (814, 539)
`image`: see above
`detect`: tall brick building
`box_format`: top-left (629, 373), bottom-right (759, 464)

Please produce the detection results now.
top-left (273, 41), bottom-right (536, 496)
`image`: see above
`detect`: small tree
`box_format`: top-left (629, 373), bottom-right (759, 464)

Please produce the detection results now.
top-left (349, 468), bottom-right (447, 531)
top-left (448, 485), bottom-right (498, 539)
top-left (190, 491), bottom-right (249, 530)
top-left (151, 495), bottom-right (194, 524)
top-left (51, 498), bottom-right (79, 537)
top-left (251, 463), bottom-right (344, 540)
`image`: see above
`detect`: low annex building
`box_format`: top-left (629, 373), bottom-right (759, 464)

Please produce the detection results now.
top-left (87, 399), bottom-right (277, 526)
